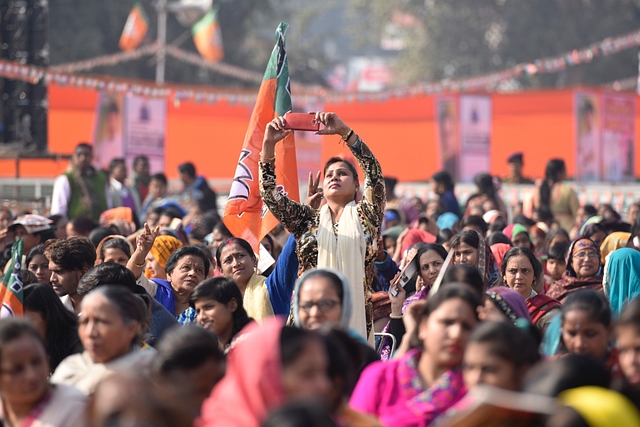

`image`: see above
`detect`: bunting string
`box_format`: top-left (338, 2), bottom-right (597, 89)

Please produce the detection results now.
top-left (0, 26), bottom-right (638, 104)
top-left (50, 43), bottom-right (160, 73)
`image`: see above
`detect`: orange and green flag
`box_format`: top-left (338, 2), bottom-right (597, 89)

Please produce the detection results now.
top-left (119, 2), bottom-right (149, 52)
top-left (192, 7), bottom-right (224, 62)
top-left (1, 238), bottom-right (24, 318)
top-left (223, 22), bottom-right (299, 252)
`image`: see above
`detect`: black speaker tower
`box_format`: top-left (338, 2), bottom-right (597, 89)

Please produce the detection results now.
top-left (0, 0), bottom-right (48, 151)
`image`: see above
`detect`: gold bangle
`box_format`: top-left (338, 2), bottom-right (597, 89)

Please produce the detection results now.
top-left (133, 261), bottom-right (145, 268)
top-left (260, 153), bottom-right (276, 162)
top-left (389, 313), bottom-right (403, 320)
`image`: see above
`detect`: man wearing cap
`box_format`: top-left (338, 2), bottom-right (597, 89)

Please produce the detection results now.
top-left (44, 237), bottom-right (96, 314)
top-left (51, 143), bottom-right (111, 222)
top-left (503, 153), bottom-right (534, 185)
top-left (8, 215), bottom-right (55, 254)
top-left (4, 214), bottom-right (55, 274)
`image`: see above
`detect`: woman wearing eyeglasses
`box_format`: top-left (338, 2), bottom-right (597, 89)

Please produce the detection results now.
top-left (547, 237), bottom-right (603, 303)
top-left (292, 268), bottom-right (379, 372)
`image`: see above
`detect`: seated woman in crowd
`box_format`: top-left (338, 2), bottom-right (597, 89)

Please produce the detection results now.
top-left (153, 326), bottom-right (226, 423)
top-left (26, 244), bottom-right (50, 284)
top-left (547, 237), bottom-right (603, 303)
top-left (349, 284), bottom-right (480, 427)
top-left (95, 235), bottom-right (133, 266)
top-left (544, 242), bottom-right (569, 289)
top-left (163, 246), bottom-right (210, 324)
top-left (481, 286), bottom-right (531, 323)
top-left (126, 224), bottom-right (184, 312)
top-left (380, 244), bottom-right (448, 359)
top-left (462, 321), bottom-right (541, 392)
top-left (545, 227), bottom-right (571, 251)
top-left (0, 318), bottom-right (88, 427)
top-left (554, 289), bottom-right (619, 378)
top-left (190, 277), bottom-right (253, 352)
top-left (503, 223), bottom-right (534, 251)
top-left (292, 268), bottom-right (379, 373)
top-left (51, 286), bottom-right (155, 395)
top-left (216, 236), bottom-right (298, 320)
top-left (616, 297), bottom-right (640, 389)
top-left (198, 318), bottom-right (331, 427)
top-left (604, 248), bottom-right (640, 317)
top-left (451, 230), bottom-right (499, 288)
top-left (23, 283), bottom-right (83, 373)
top-left (259, 112), bottom-right (385, 342)
top-left (581, 221), bottom-right (609, 249)
top-left (499, 247), bottom-right (561, 333)
top-left (76, 262), bottom-right (177, 345)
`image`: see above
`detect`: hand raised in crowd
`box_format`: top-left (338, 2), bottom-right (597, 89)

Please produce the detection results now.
top-left (136, 223), bottom-right (159, 255)
top-left (263, 114), bottom-right (291, 147)
top-left (306, 171), bottom-right (323, 209)
top-left (311, 112), bottom-right (350, 137)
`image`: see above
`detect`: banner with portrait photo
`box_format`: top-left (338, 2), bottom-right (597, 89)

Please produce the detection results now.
top-left (435, 96), bottom-right (459, 180)
top-left (91, 92), bottom-right (125, 171)
top-left (123, 94), bottom-right (167, 174)
top-left (602, 92), bottom-right (635, 182)
top-left (459, 95), bottom-right (491, 183)
top-left (575, 91), bottom-right (602, 182)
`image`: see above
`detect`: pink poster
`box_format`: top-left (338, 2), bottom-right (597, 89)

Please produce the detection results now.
top-left (602, 92), bottom-right (635, 182)
top-left (575, 91), bottom-right (602, 182)
top-left (459, 95), bottom-right (491, 183)
top-left (91, 92), bottom-right (125, 171)
top-left (435, 96), bottom-right (459, 180)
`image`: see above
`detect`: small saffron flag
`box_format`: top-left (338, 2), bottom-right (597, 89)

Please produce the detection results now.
top-left (1, 238), bottom-right (24, 318)
top-left (192, 7), bottom-right (224, 62)
top-left (119, 2), bottom-right (149, 52)
top-left (223, 22), bottom-right (299, 252)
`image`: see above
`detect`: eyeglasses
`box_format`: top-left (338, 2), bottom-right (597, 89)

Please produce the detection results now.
top-left (573, 251), bottom-right (599, 260)
top-left (299, 299), bottom-right (340, 314)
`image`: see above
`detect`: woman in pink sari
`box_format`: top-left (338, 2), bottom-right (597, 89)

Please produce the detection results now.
top-left (350, 284), bottom-right (480, 427)
top-left (197, 317), bottom-right (330, 427)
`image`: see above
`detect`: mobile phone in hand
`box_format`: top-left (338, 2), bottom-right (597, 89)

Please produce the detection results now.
top-left (283, 112), bottom-right (321, 131)
top-left (390, 256), bottom-right (418, 297)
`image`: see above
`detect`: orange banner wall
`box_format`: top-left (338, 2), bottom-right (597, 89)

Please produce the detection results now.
top-left (0, 86), bottom-right (637, 184)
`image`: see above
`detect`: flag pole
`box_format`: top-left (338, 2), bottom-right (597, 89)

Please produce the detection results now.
top-left (156, 0), bottom-right (167, 84)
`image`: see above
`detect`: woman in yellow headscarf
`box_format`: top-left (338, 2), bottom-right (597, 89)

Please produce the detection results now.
top-left (600, 231), bottom-right (631, 264)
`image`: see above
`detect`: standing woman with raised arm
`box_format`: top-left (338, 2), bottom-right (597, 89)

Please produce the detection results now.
top-left (259, 112), bottom-right (385, 342)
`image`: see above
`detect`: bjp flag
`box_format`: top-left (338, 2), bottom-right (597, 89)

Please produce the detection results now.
top-left (223, 22), bottom-right (299, 252)
top-left (0, 238), bottom-right (24, 318)
top-left (192, 7), bottom-right (224, 62)
top-left (119, 2), bottom-right (149, 52)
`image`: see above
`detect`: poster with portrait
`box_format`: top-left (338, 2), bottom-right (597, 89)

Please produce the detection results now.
top-left (91, 93), bottom-right (125, 171)
top-left (575, 91), bottom-right (602, 182)
top-left (123, 94), bottom-right (167, 174)
top-left (435, 96), bottom-right (459, 180)
top-left (459, 95), bottom-right (492, 183)
top-left (602, 92), bottom-right (635, 182)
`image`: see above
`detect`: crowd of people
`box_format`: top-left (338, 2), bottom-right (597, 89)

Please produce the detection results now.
top-left (0, 112), bottom-right (640, 427)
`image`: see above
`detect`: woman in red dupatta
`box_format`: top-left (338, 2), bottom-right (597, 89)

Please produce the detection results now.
top-left (547, 237), bottom-right (603, 303)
